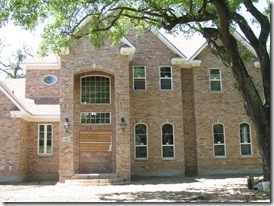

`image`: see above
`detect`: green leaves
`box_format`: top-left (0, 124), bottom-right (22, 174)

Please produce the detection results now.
top-left (0, 0), bottom-right (268, 55)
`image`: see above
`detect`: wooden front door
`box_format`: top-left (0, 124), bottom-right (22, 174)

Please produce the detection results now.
top-left (79, 130), bottom-right (112, 173)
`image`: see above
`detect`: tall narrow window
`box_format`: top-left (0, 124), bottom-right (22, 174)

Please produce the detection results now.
top-left (133, 66), bottom-right (146, 90)
top-left (213, 124), bottom-right (225, 157)
top-left (162, 124), bottom-right (175, 159)
top-left (240, 123), bottom-right (252, 156)
top-left (38, 124), bottom-right (53, 155)
top-left (81, 76), bottom-right (110, 104)
top-left (209, 69), bottom-right (222, 92)
top-left (160, 66), bottom-right (172, 90)
top-left (135, 124), bottom-right (148, 159)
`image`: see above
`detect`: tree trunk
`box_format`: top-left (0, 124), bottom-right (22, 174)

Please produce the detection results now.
top-left (211, 0), bottom-right (271, 181)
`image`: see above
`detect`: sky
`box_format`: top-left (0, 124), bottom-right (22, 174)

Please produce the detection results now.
top-left (0, 0), bottom-right (270, 80)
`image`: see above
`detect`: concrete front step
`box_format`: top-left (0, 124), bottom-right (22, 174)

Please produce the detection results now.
top-left (71, 173), bottom-right (117, 179)
top-left (65, 173), bottom-right (129, 185)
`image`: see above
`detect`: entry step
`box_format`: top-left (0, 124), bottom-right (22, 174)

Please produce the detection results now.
top-left (65, 173), bottom-right (129, 185)
top-left (71, 173), bottom-right (117, 179)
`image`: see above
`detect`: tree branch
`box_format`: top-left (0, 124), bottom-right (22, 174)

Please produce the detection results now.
top-left (0, 68), bottom-right (14, 78)
top-left (164, 12), bottom-right (217, 31)
top-left (231, 12), bottom-right (260, 53)
top-left (0, 61), bottom-right (11, 68)
top-left (244, 0), bottom-right (270, 45)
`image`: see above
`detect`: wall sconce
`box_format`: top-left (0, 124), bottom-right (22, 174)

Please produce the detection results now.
top-left (64, 118), bottom-right (70, 133)
top-left (120, 117), bottom-right (127, 132)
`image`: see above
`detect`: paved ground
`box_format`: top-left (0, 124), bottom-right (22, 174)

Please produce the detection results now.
top-left (0, 175), bottom-right (270, 202)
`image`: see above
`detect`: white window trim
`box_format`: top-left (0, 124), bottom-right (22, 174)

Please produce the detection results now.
top-left (161, 123), bottom-right (175, 160)
top-left (239, 122), bottom-right (253, 157)
top-left (133, 66), bottom-right (146, 91)
top-left (38, 124), bottom-right (53, 156)
top-left (212, 123), bottom-right (226, 158)
top-left (209, 68), bottom-right (222, 92)
top-left (159, 66), bottom-right (173, 91)
top-left (80, 75), bottom-right (111, 105)
top-left (80, 112), bottom-right (111, 125)
top-left (134, 123), bottom-right (149, 160)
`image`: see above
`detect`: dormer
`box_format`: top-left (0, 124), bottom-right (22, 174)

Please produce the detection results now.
top-left (21, 54), bottom-right (61, 104)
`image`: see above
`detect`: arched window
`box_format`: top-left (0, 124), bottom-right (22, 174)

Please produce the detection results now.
top-left (81, 76), bottom-right (110, 104)
top-left (162, 123), bottom-right (175, 159)
top-left (213, 123), bottom-right (226, 157)
top-left (240, 123), bottom-right (252, 156)
top-left (134, 124), bottom-right (148, 159)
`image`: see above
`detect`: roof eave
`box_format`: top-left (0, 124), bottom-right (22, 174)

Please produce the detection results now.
top-left (0, 82), bottom-right (30, 114)
top-left (10, 110), bottom-right (60, 122)
top-left (171, 58), bottom-right (202, 68)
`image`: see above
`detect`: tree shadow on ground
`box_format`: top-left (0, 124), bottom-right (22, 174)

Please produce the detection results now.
top-left (130, 174), bottom-right (249, 185)
top-left (100, 175), bottom-right (270, 202)
top-left (98, 187), bottom-right (270, 202)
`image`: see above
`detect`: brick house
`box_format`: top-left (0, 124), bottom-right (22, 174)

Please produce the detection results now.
top-left (0, 29), bottom-right (263, 183)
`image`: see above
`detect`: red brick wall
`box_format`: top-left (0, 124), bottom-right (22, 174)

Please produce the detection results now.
top-left (19, 119), bottom-right (28, 180)
top-left (26, 122), bottom-right (59, 180)
top-left (182, 68), bottom-right (198, 175)
top-left (25, 69), bottom-right (60, 100)
top-left (193, 47), bottom-right (262, 175)
top-left (0, 91), bottom-right (22, 182)
top-left (59, 35), bottom-right (131, 181)
top-left (128, 31), bottom-right (185, 176)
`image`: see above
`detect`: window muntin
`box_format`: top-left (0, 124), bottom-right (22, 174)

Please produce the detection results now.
top-left (135, 124), bottom-right (148, 159)
top-left (133, 66), bottom-right (146, 90)
top-left (38, 124), bottom-right (53, 155)
top-left (162, 124), bottom-right (175, 159)
top-left (209, 69), bottom-right (222, 92)
top-left (81, 112), bottom-right (111, 124)
top-left (160, 66), bottom-right (172, 90)
top-left (81, 76), bottom-right (110, 104)
top-left (42, 75), bottom-right (57, 85)
top-left (240, 123), bottom-right (252, 156)
top-left (213, 124), bottom-right (226, 157)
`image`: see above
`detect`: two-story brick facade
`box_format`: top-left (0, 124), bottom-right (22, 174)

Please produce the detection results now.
top-left (0, 29), bottom-right (263, 183)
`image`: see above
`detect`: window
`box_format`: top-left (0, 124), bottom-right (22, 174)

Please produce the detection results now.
top-left (38, 124), bottom-right (53, 155)
top-left (213, 124), bottom-right (226, 157)
top-left (81, 76), bottom-right (110, 104)
top-left (134, 124), bottom-right (148, 159)
top-left (133, 66), bottom-right (146, 90)
top-left (162, 124), bottom-right (175, 159)
top-left (43, 75), bottom-right (57, 85)
top-left (160, 66), bottom-right (172, 90)
top-left (209, 69), bottom-right (222, 92)
top-left (81, 112), bottom-right (111, 124)
top-left (240, 123), bottom-right (252, 156)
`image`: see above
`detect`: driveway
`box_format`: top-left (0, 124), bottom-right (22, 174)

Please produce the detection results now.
top-left (0, 175), bottom-right (270, 202)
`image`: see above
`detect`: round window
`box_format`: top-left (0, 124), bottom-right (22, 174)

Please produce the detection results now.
top-left (43, 75), bottom-right (57, 85)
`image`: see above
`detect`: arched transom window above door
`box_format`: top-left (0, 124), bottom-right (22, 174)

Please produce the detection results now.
top-left (81, 76), bottom-right (110, 104)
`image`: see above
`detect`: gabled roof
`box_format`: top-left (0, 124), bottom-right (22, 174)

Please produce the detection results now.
top-left (152, 28), bottom-right (187, 59)
top-left (0, 79), bottom-right (60, 122)
top-left (187, 29), bottom-right (258, 61)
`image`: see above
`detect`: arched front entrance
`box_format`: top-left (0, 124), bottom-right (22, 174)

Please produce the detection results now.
top-left (73, 70), bottom-right (116, 174)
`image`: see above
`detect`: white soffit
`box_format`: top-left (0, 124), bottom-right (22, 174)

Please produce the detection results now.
top-left (120, 36), bottom-right (136, 61)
